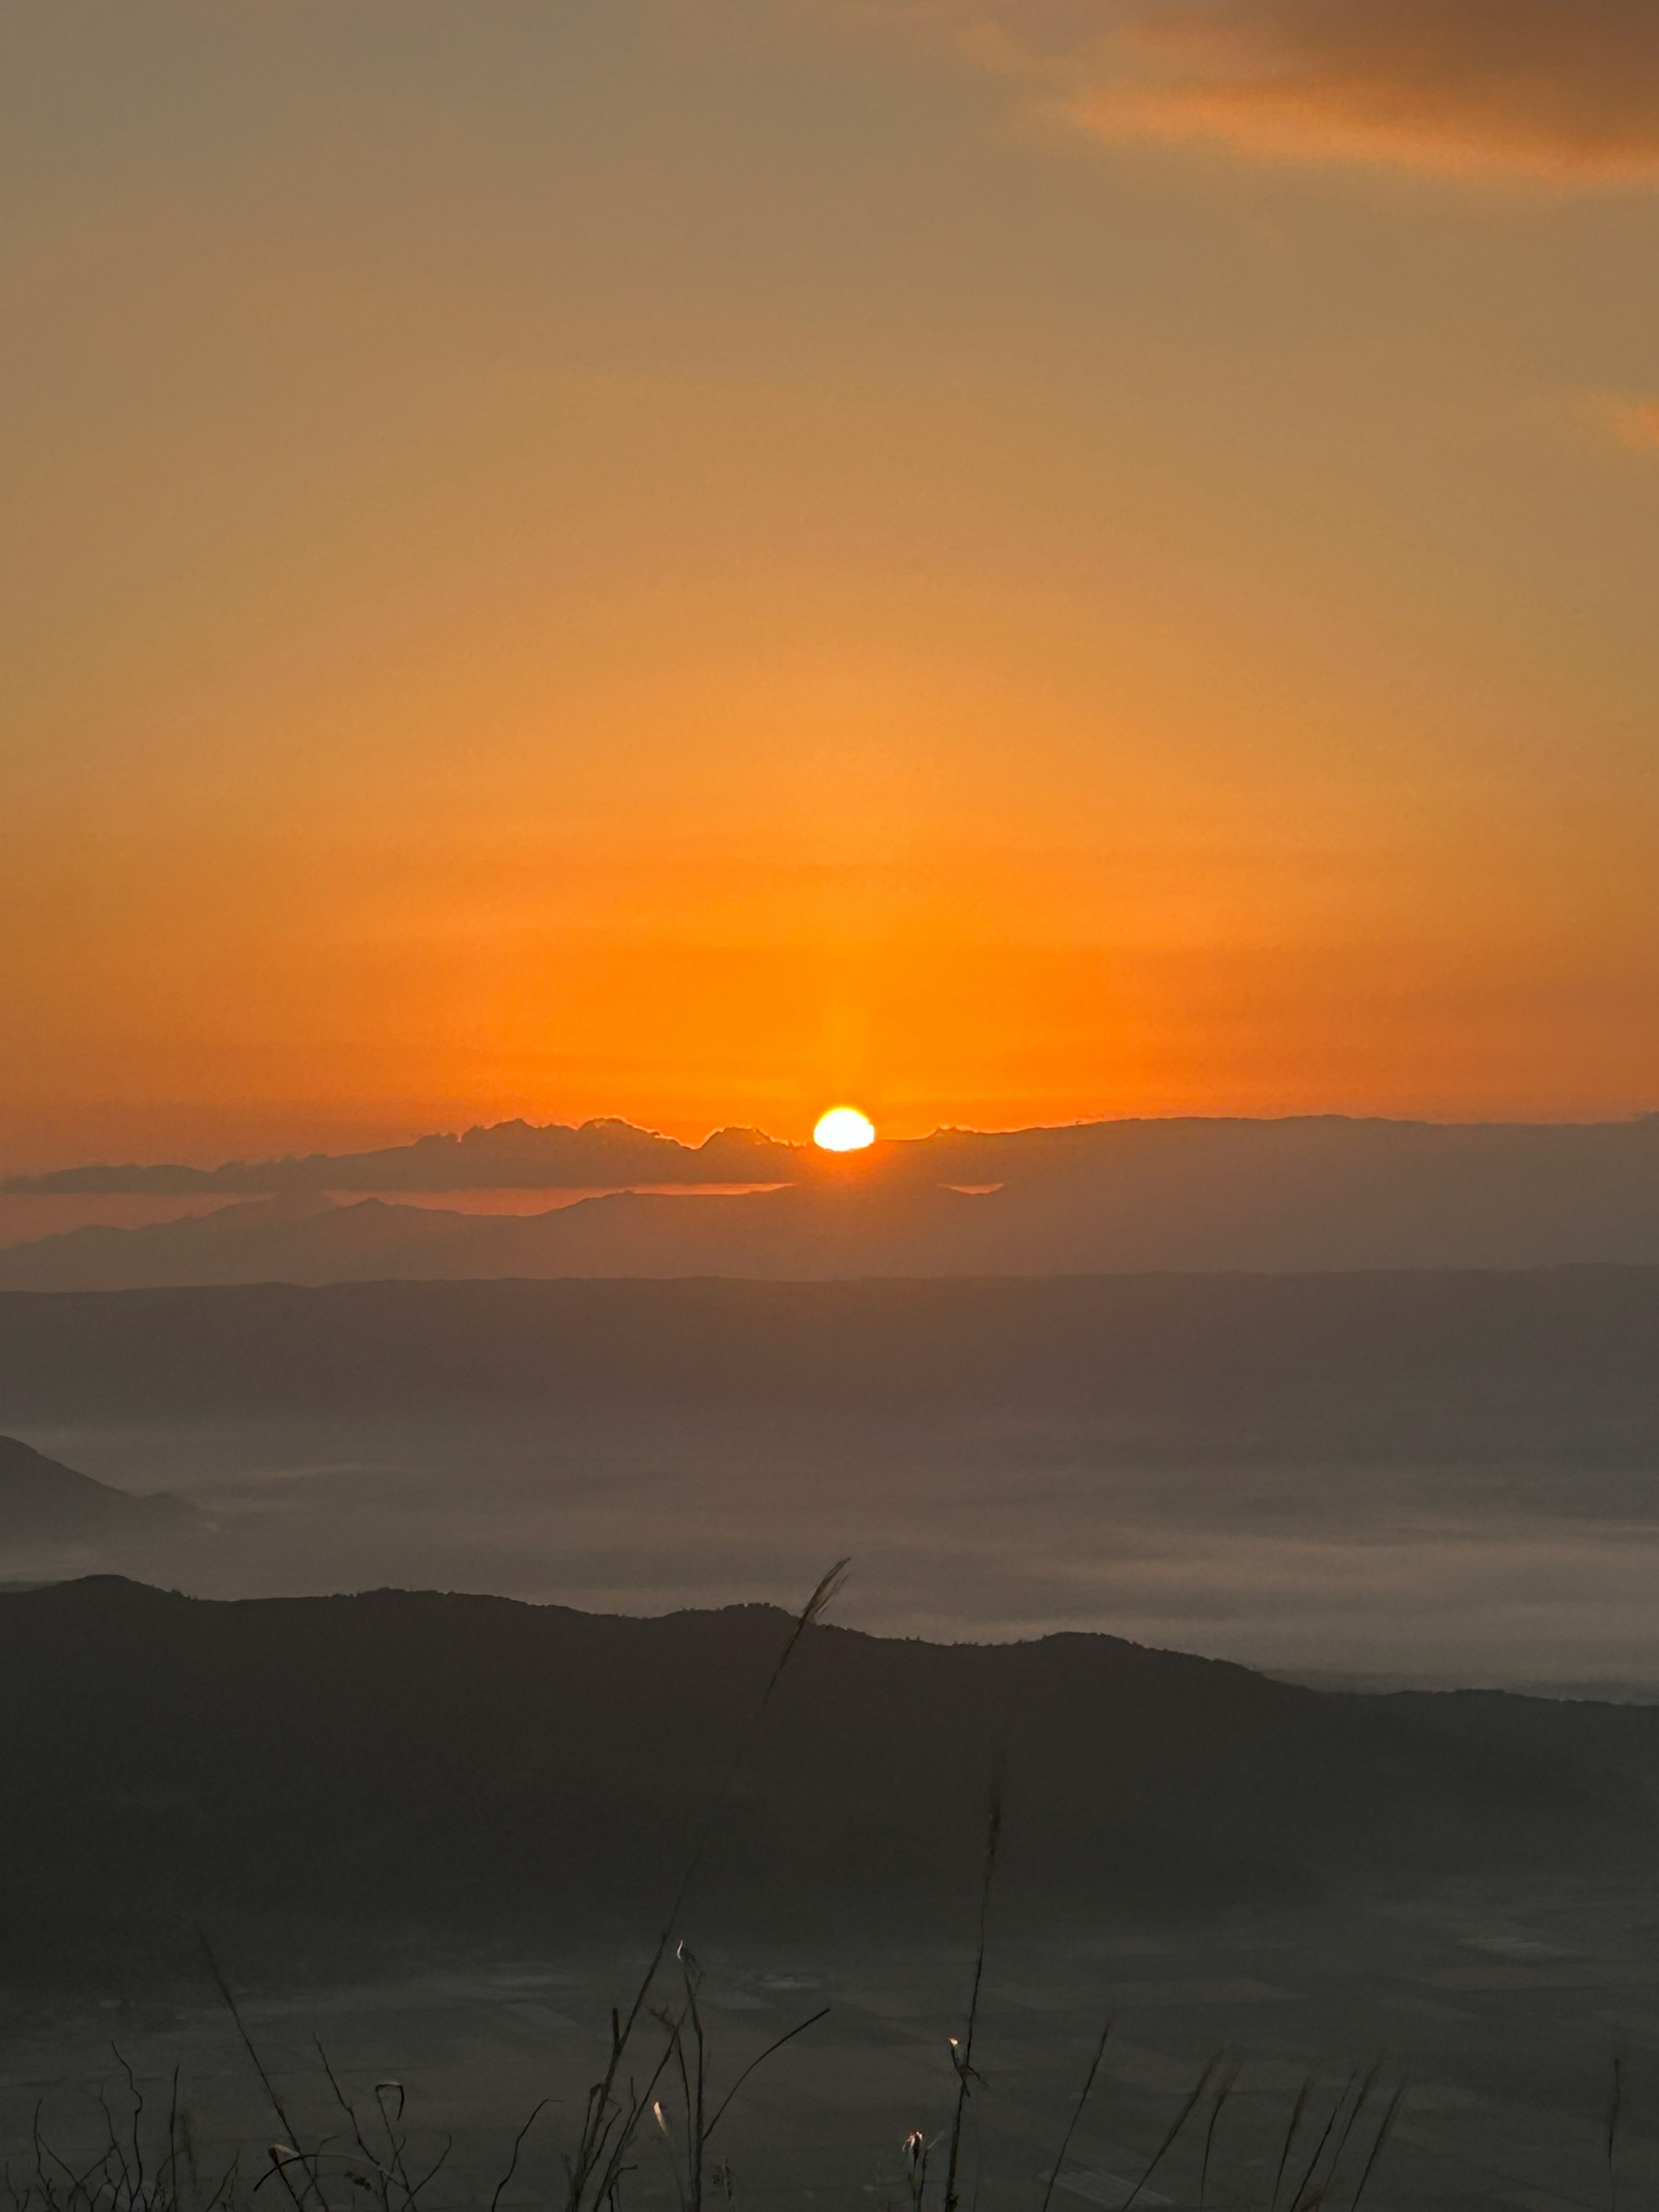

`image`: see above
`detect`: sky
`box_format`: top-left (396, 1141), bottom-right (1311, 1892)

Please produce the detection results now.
top-left (3, 0), bottom-right (1657, 1165)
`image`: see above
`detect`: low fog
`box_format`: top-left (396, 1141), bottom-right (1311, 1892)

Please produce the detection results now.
top-left (10, 1405), bottom-right (1659, 1694)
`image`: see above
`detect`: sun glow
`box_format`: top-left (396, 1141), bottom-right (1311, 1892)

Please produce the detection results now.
top-left (813, 1106), bottom-right (876, 1152)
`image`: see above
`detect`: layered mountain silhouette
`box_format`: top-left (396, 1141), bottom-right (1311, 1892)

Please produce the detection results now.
top-left (5, 1577), bottom-right (1659, 1980)
top-left (4, 1117), bottom-right (796, 1195)
top-left (15, 1109), bottom-right (1659, 1205)
top-left (5, 1112), bottom-right (1659, 1285)
top-left (0, 1433), bottom-right (194, 1544)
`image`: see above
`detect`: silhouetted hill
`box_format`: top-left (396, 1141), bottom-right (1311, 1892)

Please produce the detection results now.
top-left (0, 1433), bottom-right (193, 1543)
top-left (3, 1271), bottom-right (1658, 1462)
top-left (5, 1115), bottom-right (1659, 1278)
top-left (0, 1184), bottom-right (998, 1291)
top-left (4, 1579), bottom-right (1657, 1981)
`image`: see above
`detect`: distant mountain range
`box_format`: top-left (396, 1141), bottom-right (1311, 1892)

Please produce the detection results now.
top-left (6, 1575), bottom-right (1659, 1980)
top-left (4, 1114), bottom-right (1659, 1283)
top-left (3, 1116), bottom-right (799, 1195)
top-left (4, 1272), bottom-right (1658, 1468)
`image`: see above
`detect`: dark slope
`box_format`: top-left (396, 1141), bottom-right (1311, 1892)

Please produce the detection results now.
top-left (3, 1271), bottom-right (1659, 1461)
top-left (4, 1580), bottom-right (1656, 1980)
top-left (0, 1433), bottom-right (193, 1543)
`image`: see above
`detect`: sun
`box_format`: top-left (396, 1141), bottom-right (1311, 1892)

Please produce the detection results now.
top-left (813, 1106), bottom-right (876, 1153)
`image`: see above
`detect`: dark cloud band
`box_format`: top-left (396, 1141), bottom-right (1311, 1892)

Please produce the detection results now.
top-left (918, 0), bottom-right (1659, 180)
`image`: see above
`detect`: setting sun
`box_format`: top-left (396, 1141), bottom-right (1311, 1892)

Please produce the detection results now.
top-left (813, 1106), bottom-right (876, 1153)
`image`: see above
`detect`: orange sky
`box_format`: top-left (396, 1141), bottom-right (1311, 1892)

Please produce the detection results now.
top-left (3, 0), bottom-right (1658, 1166)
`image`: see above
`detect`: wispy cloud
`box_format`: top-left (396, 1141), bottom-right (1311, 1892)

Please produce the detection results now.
top-left (880, 0), bottom-right (1659, 184)
top-left (1606, 396), bottom-right (1659, 448)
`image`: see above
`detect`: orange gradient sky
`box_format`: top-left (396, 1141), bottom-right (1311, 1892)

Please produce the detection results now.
top-left (3, 0), bottom-right (1658, 1166)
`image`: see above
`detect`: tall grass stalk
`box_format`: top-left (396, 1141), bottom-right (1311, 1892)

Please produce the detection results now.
top-left (1347, 2083), bottom-right (1403, 2212)
top-left (1606, 2049), bottom-right (1625, 2212)
top-left (1035, 2018), bottom-right (1114, 2212)
top-left (1122, 2051), bottom-right (1226, 2211)
top-left (1195, 2055), bottom-right (1239, 2212)
top-left (1268, 2076), bottom-right (1314, 2212)
top-left (648, 1943), bottom-right (829, 2212)
top-left (559, 1559), bottom-right (848, 2212)
top-left (941, 1776), bottom-right (1002, 2212)
top-left (3, 2056), bottom-right (237, 2212)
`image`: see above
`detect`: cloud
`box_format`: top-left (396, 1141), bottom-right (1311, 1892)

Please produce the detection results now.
top-left (904, 0), bottom-right (1659, 183)
top-left (1607, 396), bottom-right (1659, 448)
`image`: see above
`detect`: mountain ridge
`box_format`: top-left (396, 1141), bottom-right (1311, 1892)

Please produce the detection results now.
top-left (11, 1107), bottom-right (1659, 1195)
top-left (6, 1574), bottom-right (1659, 1980)
top-left (7, 1107), bottom-right (1659, 1288)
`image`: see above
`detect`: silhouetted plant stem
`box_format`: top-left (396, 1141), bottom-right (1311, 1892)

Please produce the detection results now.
top-left (1198, 2057), bottom-right (1240, 2212)
top-left (198, 1936), bottom-right (325, 2212)
top-left (1269, 2076), bottom-right (1314, 2212)
top-left (1606, 2050), bottom-right (1625, 2212)
top-left (486, 2096), bottom-right (548, 2212)
top-left (562, 1558), bottom-right (848, 2212)
top-left (1348, 2084), bottom-right (1402, 2212)
top-left (1123, 2052), bottom-right (1226, 2212)
top-left (942, 1774), bottom-right (1003, 2212)
top-left (1284, 2068), bottom-right (1356, 2212)
top-left (1036, 2015), bottom-right (1114, 2212)
top-left (1318, 2063), bottom-right (1380, 2209)
top-left (705, 2007), bottom-right (831, 2144)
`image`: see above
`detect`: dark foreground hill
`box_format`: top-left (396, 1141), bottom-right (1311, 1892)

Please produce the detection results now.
top-left (3, 1270), bottom-right (1659, 1462)
top-left (4, 1579), bottom-right (1658, 1982)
